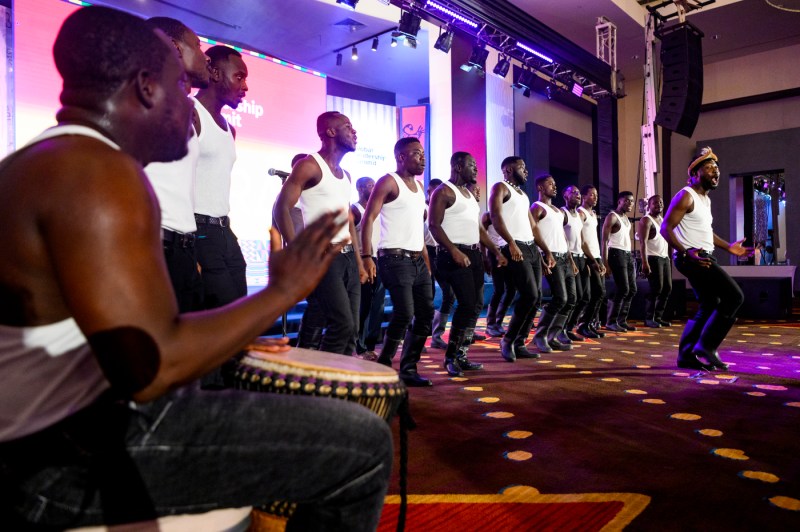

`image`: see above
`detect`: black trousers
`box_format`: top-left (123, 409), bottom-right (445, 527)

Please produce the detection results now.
top-left (606, 248), bottom-right (636, 324)
top-left (435, 247), bottom-right (484, 336)
top-left (646, 255), bottom-right (672, 320)
top-left (502, 242), bottom-right (542, 341)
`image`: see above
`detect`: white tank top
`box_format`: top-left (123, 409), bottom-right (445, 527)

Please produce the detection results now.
top-left (145, 133), bottom-right (199, 234)
top-left (499, 181), bottom-right (534, 242)
top-left (642, 214), bottom-right (669, 258)
top-left (439, 181), bottom-right (480, 246)
top-left (354, 203), bottom-right (380, 257)
top-left (424, 221), bottom-right (437, 247)
top-left (487, 223), bottom-right (506, 248)
top-left (562, 207), bottom-right (584, 255)
top-left (675, 186), bottom-right (714, 253)
top-left (533, 201), bottom-right (568, 253)
top-left (379, 173), bottom-right (426, 251)
top-left (578, 206), bottom-right (601, 257)
top-left (299, 153), bottom-right (352, 243)
top-left (193, 97), bottom-right (237, 217)
top-left (607, 211), bottom-right (632, 251)
top-left (2, 124), bottom-right (117, 441)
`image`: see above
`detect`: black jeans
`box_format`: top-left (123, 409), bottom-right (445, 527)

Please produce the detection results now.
top-left (607, 248), bottom-right (637, 324)
top-left (578, 258), bottom-right (606, 326)
top-left (565, 255), bottom-right (588, 330)
top-left (163, 240), bottom-right (204, 312)
top-left (435, 247), bottom-right (484, 335)
top-left (305, 251), bottom-right (361, 355)
top-left (378, 254), bottom-right (434, 340)
top-left (502, 242), bottom-right (542, 341)
top-left (487, 250), bottom-right (517, 326)
top-left (646, 256), bottom-right (672, 320)
top-left (543, 253), bottom-right (576, 317)
top-left (675, 254), bottom-right (744, 322)
top-left (357, 271), bottom-right (386, 353)
top-left (195, 223), bottom-right (247, 309)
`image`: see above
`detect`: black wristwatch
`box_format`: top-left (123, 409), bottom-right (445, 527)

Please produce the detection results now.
top-left (361, 254), bottom-right (373, 259)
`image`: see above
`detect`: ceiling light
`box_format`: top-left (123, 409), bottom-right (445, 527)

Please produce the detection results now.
top-left (434, 29), bottom-right (454, 53)
top-left (398, 11), bottom-right (422, 37)
top-left (425, 0), bottom-right (479, 28)
top-left (405, 37), bottom-right (417, 49)
top-left (516, 42), bottom-right (553, 63)
top-left (336, 0), bottom-right (359, 9)
top-left (372, 37), bottom-right (379, 51)
top-left (512, 68), bottom-right (535, 91)
top-left (351, 46), bottom-right (358, 60)
top-left (493, 55), bottom-right (511, 78)
top-left (391, 36), bottom-right (398, 47)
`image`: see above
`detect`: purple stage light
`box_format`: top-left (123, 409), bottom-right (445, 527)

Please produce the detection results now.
top-left (516, 42), bottom-right (553, 63)
top-left (426, 1), bottom-right (479, 28)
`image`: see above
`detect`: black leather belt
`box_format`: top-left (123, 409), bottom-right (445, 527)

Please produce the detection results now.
top-left (163, 229), bottom-right (196, 248)
top-left (378, 248), bottom-right (423, 260)
top-left (333, 243), bottom-right (354, 254)
top-left (194, 214), bottom-right (229, 227)
top-left (549, 251), bottom-right (569, 258)
top-left (514, 239), bottom-right (535, 246)
top-left (439, 243), bottom-right (480, 252)
top-left (609, 248), bottom-right (631, 254)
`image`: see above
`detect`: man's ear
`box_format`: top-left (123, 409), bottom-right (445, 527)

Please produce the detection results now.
top-left (209, 65), bottom-right (221, 82)
top-left (171, 38), bottom-right (184, 59)
top-left (134, 69), bottom-right (157, 109)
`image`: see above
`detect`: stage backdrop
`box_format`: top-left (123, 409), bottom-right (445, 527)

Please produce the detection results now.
top-left (14, 0), bottom-right (327, 288)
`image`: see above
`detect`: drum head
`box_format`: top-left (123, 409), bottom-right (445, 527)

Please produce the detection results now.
top-left (242, 346), bottom-right (399, 384)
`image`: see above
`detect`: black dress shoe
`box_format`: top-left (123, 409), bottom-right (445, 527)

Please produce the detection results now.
top-left (513, 341), bottom-right (540, 359)
top-left (457, 355), bottom-right (484, 371)
top-left (548, 338), bottom-right (572, 351)
top-left (430, 337), bottom-right (448, 349)
top-left (677, 353), bottom-right (713, 371)
top-left (604, 323), bottom-right (627, 333)
top-left (577, 325), bottom-right (598, 339)
top-left (534, 337), bottom-right (553, 353)
top-left (619, 322), bottom-right (637, 331)
top-left (589, 324), bottom-right (606, 338)
top-left (401, 373), bottom-right (433, 387)
top-left (443, 358), bottom-right (463, 377)
top-left (471, 333), bottom-right (487, 342)
top-left (566, 330), bottom-right (585, 342)
top-left (486, 324), bottom-right (505, 338)
top-left (695, 349), bottom-right (729, 371)
top-left (644, 319), bottom-right (662, 328)
top-left (656, 319), bottom-right (672, 327)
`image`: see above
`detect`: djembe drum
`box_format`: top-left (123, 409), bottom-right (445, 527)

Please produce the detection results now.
top-left (234, 346), bottom-right (409, 531)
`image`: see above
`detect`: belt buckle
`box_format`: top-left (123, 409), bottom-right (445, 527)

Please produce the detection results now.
top-left (218, 216), bottom-right (228, 228)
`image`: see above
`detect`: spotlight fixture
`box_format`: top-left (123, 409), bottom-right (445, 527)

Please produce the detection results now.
top-left (371, 37), bottom-right (379, 51)
top-left (398, 11), bottom-right (422, 38)
top-left (571, 81), bottom-right (584, 97)
top-left (351, 46), bottom-right (358, 60)
top-left (460, 43), bottom-right (489, 76)
top-left (434, 28), bottom-right (454, 53)
top-left (336, 0), bottom-right (359, 9)
top-left (493, 55), bottom-right (511, 78)
top-left (522, 87), bottom-right (531, 98)
top-left (512, 67), bottom-right (535, 91)
top-left (391, 36), bottom-right (398, 47)
top-left (404, 37), bottom-right (417, 49)
top-left (336, 52), bottom-right (343, 66)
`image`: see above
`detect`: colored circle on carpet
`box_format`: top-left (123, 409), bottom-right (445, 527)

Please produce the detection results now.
top-left (699, 379), bottom-right (720, 385)
top-left (573, 354), bottom-right (587, 358)
top-left (424, 365), bottom-right (438, 368)
top-left (785, 402), bottom-right (800, 408)
top-left (747, 392), bottom-right (767, 397)
top-left (504, 430), bottom-right (532, 440)
top-left (754, 384), bottom-right (788, 391)
top-left (478, 397), bottom-right (500, 403)
top-left (762, 353), bottom-right (774, 356)
top-left (712, 448), bottom-right (749, 460)
top-left (434, 371), bottom-right (448, 375)
top-left (697, 429), bottom-right (722, 437)
top-left (757, 366), bottom-right (771, 370)
top-left (601, 378), bottom-right (621, 382)
top-left (635, 365), bottom-right (651, 369)
top-left (739, 471), bottom-right (779, 483)
top-left (537, 360), bottom-right (553, 364)
top-left (451, 377), bottom-right (468, 382)
top-left (768, 496), bottom-right (800, 511)
top-left (485, 411), bottom-right (514, 419)
top-left (621, 350), bottom-right (635, 354)
top-left (673, 372), bottom-right (691, 377)
top-left (579, 371), bottom-right (593, 374)
top-left (642, 399), bottom-right (665, 404)
top-left (625, 389), bottom-right (647, 395)
top-left (714, 374), bottom-right (736, 380)
top-left (464, 386), bottom-right (483, 391)
top-left (671, 413), bottom-right (701, 421)
top-left (504, 450), bottom-right (532, 461)
top-left (556, 364), bottom-right (576, 368)
top-left (650, 354), bottom-right (664, 358)
top-left (499, 485), bottom-right (540, 496)
top-left (600, 358), bottom-right (614, 362)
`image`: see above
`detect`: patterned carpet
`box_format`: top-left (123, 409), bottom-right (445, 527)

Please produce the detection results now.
top-left (377, 317), bottom-right (800, 531)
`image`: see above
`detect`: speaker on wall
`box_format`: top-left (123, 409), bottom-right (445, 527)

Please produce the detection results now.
top-left (655, 22), bottom-right (704, 138)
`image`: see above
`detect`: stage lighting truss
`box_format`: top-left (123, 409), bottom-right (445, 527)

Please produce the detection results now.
top-left (403, 0), bottom-right (603, 99)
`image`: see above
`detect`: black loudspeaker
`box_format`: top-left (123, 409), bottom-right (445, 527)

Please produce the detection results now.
top-left (735, 277), bottom-right (792, 319)
top-left (655, 22), bottom-right (704, 138)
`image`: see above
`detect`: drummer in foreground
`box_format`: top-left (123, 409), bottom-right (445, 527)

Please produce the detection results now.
top-left (0, 6), bottom-right (391, 530)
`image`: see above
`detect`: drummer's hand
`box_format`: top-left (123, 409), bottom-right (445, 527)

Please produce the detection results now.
top-left (268, 211), bottom-right (346, 301)
top-left (247, 336), bottom-right (291, 353)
